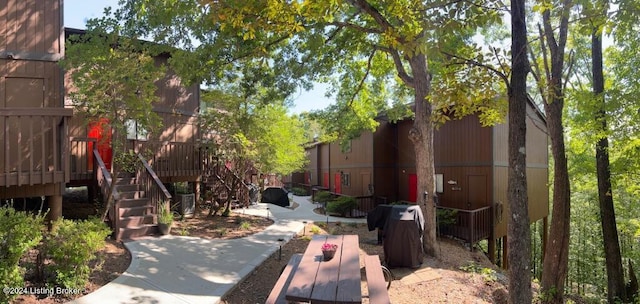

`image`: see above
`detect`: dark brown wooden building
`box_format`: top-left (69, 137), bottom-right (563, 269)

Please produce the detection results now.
top-left (0, 0), bottom-right (72, 220)
top-left (62, 28), bottom-right (210, 239)
top-left (297, 102), bottom-right (549, 264)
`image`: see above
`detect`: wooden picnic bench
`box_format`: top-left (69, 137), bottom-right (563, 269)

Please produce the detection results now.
top-left (364, 255), bottom-right (391, 304)
top-left (266, 254), bottom-right (303, 304)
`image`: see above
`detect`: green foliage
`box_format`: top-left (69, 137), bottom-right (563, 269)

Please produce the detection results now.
top-left (0, 207), bottom-right (45, 303)
top-left (239, 222), bottom-right (251, 230)
top-left (314, 222), bottom-right (327, 229)
top-left (313, 191), bottom-right (333, 204)
top-left (174, 182), bottom-right (192, 194)
top-left (112, 149), bottom-right (139, 174)
top-left (326, 196), bottom-right (358, 217)
top-left (44, 218), bottom-right (111, 289)
top-left (157, 201), bottom-right (174, 224)
top-left (290, 187), bottom-right (308, 196)
top-left (436, 208), bottom-right (458, 226)
top-left (459, 261), bottom-right (497, 282)
top-left (61, 12), bottom-right (165, 174)
top-left (178, 225), bottom-right (190, 236)
top-left (199, 87), bottom-right (308, 182)
top-left (310, 226), bottom-right (323, 234)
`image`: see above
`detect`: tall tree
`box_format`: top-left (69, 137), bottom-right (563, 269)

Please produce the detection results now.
top-left (508, 0), bottom-right (532, 302)
top-left (61, 14), bottom-right (166, 173)
top-left (114, 0), bottom-right (505, 258)
top-left (530, 0), bottom-right (574, 302)
top-left (587, 1), bottom-right (628, 301)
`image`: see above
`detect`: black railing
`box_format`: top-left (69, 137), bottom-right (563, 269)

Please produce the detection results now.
top-left (437, 205), bottom-right (492, 248)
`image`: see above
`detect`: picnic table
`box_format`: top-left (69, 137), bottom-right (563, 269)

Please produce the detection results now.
top-left (286, 234), bottom-right (362, 303)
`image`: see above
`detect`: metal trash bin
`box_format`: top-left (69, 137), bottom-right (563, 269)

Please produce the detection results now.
top-left (383, 204), bottom-right (425, 268)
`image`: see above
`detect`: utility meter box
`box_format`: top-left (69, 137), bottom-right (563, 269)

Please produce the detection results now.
top-left (177, 193), bottom-right (195, 218)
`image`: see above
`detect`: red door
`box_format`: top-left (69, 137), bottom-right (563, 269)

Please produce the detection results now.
top-left (408, 174), bottom-right (417, 202)
top-left (334, 173), bottom-right (341, 194)
top-left (323, 172), bottom-right (329, 188)
top-left (88, 118), bottom-right (113, 170)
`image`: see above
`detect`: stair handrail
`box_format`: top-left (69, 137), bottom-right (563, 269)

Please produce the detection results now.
top-left (95, 147), bottom-right (120, 223)
top-left (136, 153), bottom-right (172, 215)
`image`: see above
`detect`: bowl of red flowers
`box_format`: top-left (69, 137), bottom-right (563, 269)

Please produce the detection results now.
top-left (321, 243), bottom-right (338, 261)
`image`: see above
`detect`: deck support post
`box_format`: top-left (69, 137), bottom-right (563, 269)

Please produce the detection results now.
top-left (46, 194), bottom-right (62, 221)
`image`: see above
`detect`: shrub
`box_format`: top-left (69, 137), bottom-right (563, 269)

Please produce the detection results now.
top-left (313, 191), bottom-right (333, 204)
top-left (290, 187), bottom-right (308, 196)
top-left (326, 196), bottom-right (358, 217)
top-left (0, 207), bottom-right (45, 303)
top-left (437, 208), bottom-right (458, 226)
top-left (158, 201), bottom-right (174, 224)
top-left (239, 221), bottom-right (251, 230)
top-left (310, 226), bottom-right (322, 234)
top-left (44, 218), bottom-right (111, 289)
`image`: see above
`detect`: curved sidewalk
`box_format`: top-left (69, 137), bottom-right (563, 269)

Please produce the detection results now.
top-left (69, 195), bottom-right (365, 304)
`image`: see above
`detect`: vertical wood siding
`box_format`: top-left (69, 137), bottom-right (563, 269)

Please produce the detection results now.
top-left (0, 0), bottom-right (62, 55)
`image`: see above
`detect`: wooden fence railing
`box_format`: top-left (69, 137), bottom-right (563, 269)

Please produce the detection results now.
top-left (0, 108), bottom-right (73, 187)
top-left (131, 140), bottom-right (203, 177)
top-left (94, 147), bottom-right (119, 230)
top-left (69, 137), bottom-right (96, 182)
top-left (136, 153), bottom-right (172, 216)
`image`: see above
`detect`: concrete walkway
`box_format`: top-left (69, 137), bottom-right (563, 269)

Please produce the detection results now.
top-left (69, 196), bottom-right (365, 304)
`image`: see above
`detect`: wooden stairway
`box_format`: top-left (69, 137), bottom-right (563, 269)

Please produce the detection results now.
top-left (113, 174), bottom-right (158, 241)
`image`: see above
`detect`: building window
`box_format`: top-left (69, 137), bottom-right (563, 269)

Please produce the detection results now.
top-left (126, 119), bottom-right (148, 140)
top-left (436, 174), bottom-right (444, 193)
top-left (341, 172), bottom-right (350, 187)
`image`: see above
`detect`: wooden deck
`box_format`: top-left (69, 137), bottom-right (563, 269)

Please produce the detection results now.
top-left (0, 108), bottom-right (73, 188)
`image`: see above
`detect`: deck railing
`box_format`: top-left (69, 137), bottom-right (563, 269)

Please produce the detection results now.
top-left (437, 205), bottom-right (492, 248)
top-left (69, 137), bottom-right (96, 182)
top-left (136, 153), bottom-right (172, 216)
top-left (131, 140), bottom-right (203, 177)
top-left (0, 108), bottom-right (73, 187)
top-left (94, 147), bottom-right (119, 230)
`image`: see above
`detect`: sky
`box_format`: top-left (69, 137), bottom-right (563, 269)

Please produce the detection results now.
top-left (63, 0), bottom-right (334, 115)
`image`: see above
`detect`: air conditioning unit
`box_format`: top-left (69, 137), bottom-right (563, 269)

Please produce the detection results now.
top-left (177, 193), bottom-right (195, 218)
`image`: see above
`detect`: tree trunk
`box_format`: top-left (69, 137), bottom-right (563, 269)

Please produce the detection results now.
top-left (508, 0), bottom-right (532, 302)
top-left (407, 53), bottom-right (439, 258)
top-left (592, 26), bottom-right (627, 303)
top-left (540, 2), bottom-right (572, 302)
top-left (540, 86), bottom-right (571, 304)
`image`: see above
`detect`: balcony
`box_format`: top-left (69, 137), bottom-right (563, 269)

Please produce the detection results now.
top-left (0, 108), bottom-right (73, 187)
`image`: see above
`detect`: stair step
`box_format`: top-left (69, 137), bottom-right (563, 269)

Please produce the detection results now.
top-left (115, 176), bottom-right (137, 185)
top-left (119, 205), bottom-right (153, 217)
top-left (119, 190), bottom-right (146, 199)
top-left (116, 184), bottom-right (143, 192)
top-left (117, 224), bottom-right (159, 240)
top-left (119, 214), bottom-right (156, 227)
top-left (118, 198), bottom-right (150, 209)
